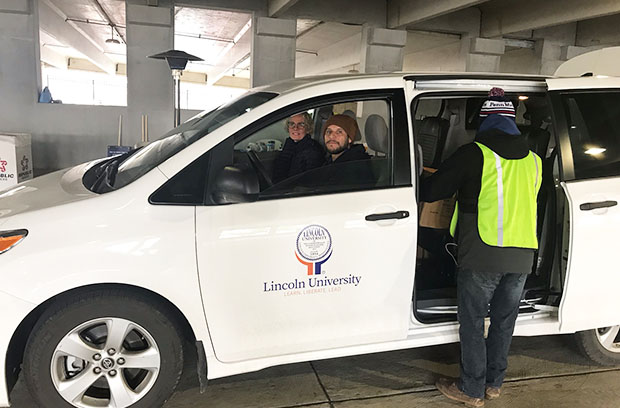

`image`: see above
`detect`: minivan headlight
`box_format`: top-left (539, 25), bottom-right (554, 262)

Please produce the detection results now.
top-left (0, 230), bottom-right (28, 254)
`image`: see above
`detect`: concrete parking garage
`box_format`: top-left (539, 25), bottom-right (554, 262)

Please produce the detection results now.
top-left (3, 2), bottom-right (620, 408)
top-left (4, 0), bottom-right (620, 174)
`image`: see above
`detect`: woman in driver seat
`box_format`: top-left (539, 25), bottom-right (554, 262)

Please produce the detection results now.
top-left (272, 112), bottom-right (325, 183)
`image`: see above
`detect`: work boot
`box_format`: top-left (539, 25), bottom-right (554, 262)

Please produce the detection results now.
top-left (435, 377), bottom-right (484, 407)
top-left (485, 386), bottom-right (501, 400)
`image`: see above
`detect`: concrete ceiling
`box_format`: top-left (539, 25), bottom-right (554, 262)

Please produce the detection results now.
top-left (39, 0), bottom-right (620, 81)
top-left (174, 6), bottom-right (251, 74)
top-left (39, 0), bottom-right (328, 82)
top-left (48, 0), bottom-right (126, 51)
top-left (296, 22), bottom-right (360, 51)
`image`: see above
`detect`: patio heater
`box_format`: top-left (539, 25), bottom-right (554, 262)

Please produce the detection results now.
top-left (148, 50), bottom-right (203, 127)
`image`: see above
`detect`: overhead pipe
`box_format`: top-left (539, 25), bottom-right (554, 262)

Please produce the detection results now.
top-left (90, 0), bottom-right (126, 44)
top-left (65, 18), bottom-right (235, 45)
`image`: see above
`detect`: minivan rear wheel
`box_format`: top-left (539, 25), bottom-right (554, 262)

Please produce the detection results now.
top-left (575, 326), bottom-right (620, 366)
top-left (23, 289), bottom-right (183, 408)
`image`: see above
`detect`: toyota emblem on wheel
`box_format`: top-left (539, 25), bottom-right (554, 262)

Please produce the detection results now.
top-left (101, 358), bottom-right (114, 370)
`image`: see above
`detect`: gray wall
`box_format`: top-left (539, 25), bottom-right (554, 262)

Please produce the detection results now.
top-left (0, 0), bottom-right (202, 176)
top-left (3, 104), bottom-right (200, 175)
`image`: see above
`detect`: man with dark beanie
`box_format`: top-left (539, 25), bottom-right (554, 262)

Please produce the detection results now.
top-left (323, 114), bottom-right (370, 163)
top-left (422, 88), bottom-right (542, 407)
top-left (272, 112), bottom-right (325, 184)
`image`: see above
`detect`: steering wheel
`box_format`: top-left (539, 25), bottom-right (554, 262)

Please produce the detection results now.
top-left (247, 150), bottom-right (273, 188)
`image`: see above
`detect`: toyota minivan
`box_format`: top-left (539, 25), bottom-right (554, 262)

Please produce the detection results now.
top-left (1, 73), bottom-right (619, 408)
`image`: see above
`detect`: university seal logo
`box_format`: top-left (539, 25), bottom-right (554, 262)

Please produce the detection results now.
top-left (295, 225), bottom-right (332, 275)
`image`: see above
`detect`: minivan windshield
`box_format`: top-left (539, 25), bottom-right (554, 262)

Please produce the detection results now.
top-left (83, 91), bottom-right (278, 193)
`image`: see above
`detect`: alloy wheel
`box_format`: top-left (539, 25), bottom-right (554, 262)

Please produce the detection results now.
top-left (595, 326), bottom-right (620, 353)
top-left (50, 317), bottom-right (161, 408)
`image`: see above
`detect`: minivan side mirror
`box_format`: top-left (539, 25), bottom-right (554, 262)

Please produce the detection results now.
top-left (212, 164), bottom-right (259, 204)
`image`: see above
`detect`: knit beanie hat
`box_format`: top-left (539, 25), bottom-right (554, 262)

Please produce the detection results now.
top-left (323, 114), bottom-right (360, 142)
top-left (479, 87), bottom-right (515, 120)
top-left (478, 87), bottom-right (520, 136)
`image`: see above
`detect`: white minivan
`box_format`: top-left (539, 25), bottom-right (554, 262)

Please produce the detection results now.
top-left (1, 73), bottom-right (619, 408)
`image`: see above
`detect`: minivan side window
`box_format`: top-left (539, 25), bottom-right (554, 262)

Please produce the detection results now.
top-left (152, 90), bottom-right (410, 206)
top-left (205, 95), bottom-right (407, 204)
top-left (560, 91), bottom-right (620, 180)
top-left (150, 153), bottom-right (210, 205)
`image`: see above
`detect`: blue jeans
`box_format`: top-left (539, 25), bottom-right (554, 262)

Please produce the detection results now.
top-left (457, 268), bottom-right (528, 399)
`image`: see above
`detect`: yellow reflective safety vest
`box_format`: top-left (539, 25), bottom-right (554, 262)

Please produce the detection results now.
top-left (450, 142), bottom-right (542, 249)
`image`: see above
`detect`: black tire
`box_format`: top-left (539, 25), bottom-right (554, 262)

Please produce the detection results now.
top-left (23, 288), bottom-right (184, 408)
top-left (575, 327), bottom-right (620, 366)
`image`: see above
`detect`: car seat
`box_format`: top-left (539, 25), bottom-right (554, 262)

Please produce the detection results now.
top-left (365, 114), bottom-right (388, 156)
top-left (314, 105), bottom-right (333, 145)
top-left (528, 126), bottom-right (551, 157)
top-left (365, 114), bottom-right (390, 185)
top-left (417, 116), bottom-right (450, 168)
top-left (415, 99), bottom-right (450, 168)
top-left (342, 109), bottom-right (362, 142)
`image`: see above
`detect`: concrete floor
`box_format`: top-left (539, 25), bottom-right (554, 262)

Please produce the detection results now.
top-left (9, 334), bottom-right (620, 407)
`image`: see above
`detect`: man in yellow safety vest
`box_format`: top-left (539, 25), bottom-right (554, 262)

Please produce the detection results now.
top-left (421, 88), bottom-right (542, 407)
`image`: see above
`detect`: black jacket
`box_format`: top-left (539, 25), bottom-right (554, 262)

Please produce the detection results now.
top-left (420, 128), bottom-right (536, 274)
top-left (272, 135), bottom-right (325, 183)
top-left (324, 144), bottom-right (374, 187)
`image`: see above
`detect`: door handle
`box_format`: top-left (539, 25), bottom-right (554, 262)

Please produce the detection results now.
top-left (365, 211), bottom-right (410, 221)
top-left (579, 200), bottom-right (618, 211)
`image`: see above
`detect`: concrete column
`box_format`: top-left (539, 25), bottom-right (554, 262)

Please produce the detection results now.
top-left (0, 0), bottom-right (40, 129)
top-left (251, 17), bottom-right (296, 87)
top-left (463, 37), bottom-right (505, 72)
top-left (536, 40), bottom-right (565, 76)
top-left (126, 0), bottom-right (174, 144)
top-left (560, 45), bottom-right (596, 61)
top-left (533, 24), bottom-right (577, 76)
top-left (359, 26), bottom-right (407, 73)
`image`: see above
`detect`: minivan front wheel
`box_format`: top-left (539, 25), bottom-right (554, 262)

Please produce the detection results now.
top-left (24, 290), bottom-right (184, 408)
top-left (576, 326), bottom-right (620, 366)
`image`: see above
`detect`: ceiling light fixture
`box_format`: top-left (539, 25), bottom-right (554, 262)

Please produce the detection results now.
top-left (585, 147), bottom-right (606, 156)
top-left (105, 25), bottom-right (120, 44)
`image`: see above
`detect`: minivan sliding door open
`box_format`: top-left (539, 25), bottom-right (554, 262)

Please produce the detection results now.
top-left (410, 92), bottom-right (563, 324)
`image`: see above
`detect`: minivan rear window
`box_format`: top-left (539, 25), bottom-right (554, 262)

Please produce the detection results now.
top-left (560, 91), bottom-right (620, 180)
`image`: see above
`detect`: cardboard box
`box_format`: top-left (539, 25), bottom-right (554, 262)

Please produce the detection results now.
top-left (419, 167), bottom-right (456, 230)
top-left (0, 133), bottom-right (33, 190)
